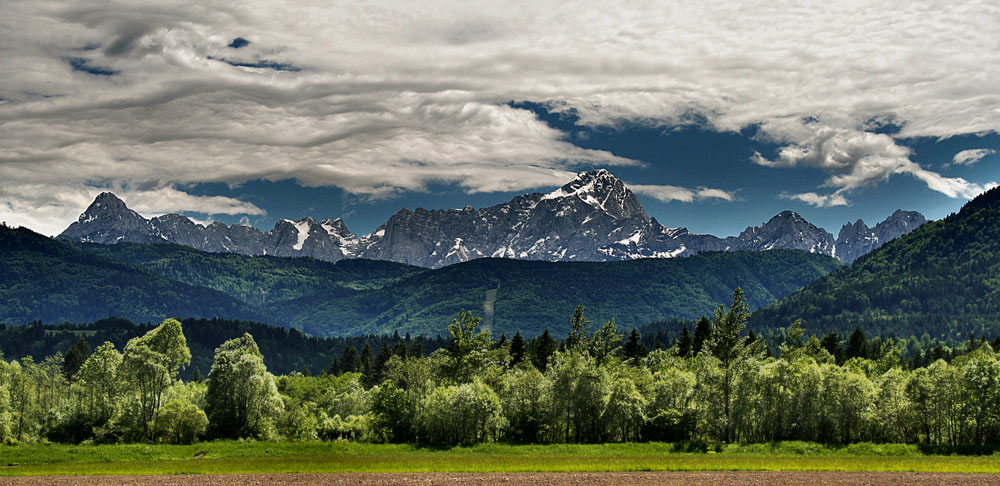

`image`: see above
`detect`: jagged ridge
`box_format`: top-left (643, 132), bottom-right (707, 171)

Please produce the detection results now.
top-left (58, 170), bottom-right (927, 267)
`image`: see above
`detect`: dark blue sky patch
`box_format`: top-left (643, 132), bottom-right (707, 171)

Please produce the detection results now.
top-left (67, 57), bottom-right (118, 76)
top-left (228, 37), bottom-right (250, 49)
top-left (208, 56), bottom-right (300, 71)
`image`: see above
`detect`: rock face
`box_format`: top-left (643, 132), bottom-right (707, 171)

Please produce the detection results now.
top-left (834, 210), bottom-right (928, 263)
top-left (727, 211), bottom-right (836, 255)
top-left (60, 192), bottom-right (166, 244)
top-left (58, 171), bottom-right (928, 267)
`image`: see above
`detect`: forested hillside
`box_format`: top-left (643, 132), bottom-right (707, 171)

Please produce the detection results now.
top-left (73, 241), bottom-right (423, 306)
top-left (0, 225), bottom-right (267, 325)
top-left (269, 250), bottom-right (841, 337)
top-left (752, 186), bottom-right (1000, 339)
top-left (2, 226), bottom-right (841, 337)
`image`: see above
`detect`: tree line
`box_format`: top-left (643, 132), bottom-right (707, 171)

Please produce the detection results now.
top-left (2, 289), bottom-right (999, 447)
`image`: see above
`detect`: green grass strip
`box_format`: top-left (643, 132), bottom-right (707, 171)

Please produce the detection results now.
top-left (1, 441), bottom-right (999, 476)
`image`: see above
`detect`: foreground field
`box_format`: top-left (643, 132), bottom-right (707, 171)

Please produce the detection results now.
top-left (1, 442), bottom-right (999, 477)
top-left (3, 472), bottom-right (1000, 486)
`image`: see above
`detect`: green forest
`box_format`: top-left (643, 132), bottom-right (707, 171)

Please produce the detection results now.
top-left (1, 222), bottom-right (841, 337)
top-left (752, 186), bottom-right (1000, 340)
top-left (3, 290), bottom-right (1000, 449)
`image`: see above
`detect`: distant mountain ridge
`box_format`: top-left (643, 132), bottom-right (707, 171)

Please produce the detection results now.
top-left (59, 170), bottom-right (926, 267)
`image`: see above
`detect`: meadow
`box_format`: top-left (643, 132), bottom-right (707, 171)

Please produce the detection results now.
top-left (1, 441), bottom-right (999, 476)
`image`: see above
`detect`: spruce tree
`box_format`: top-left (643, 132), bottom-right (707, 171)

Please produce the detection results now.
top-left (63, 337), bottom-right (91, 381)
top-left (846, 327), bottom-right (868, 359)
top-left (509, 332), bottom-right (526, 366)
top-left (677, 324), bottom-right (693, 357)
top-left (693, 316), bottom-right (712, 356)
top-left (531, 329), bottom-right (557, 371)
top-left (623, 328), bottom-right (646, 364)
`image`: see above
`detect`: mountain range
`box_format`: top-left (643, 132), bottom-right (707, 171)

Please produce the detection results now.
top-left (58, 170), bottom-right (926, 267)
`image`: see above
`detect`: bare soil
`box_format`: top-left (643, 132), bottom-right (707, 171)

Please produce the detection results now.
top-left (2, 472), bottom-right (999, 486)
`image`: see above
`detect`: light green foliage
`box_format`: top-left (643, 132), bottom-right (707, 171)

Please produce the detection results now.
top-left (442, 310), bottom-right (494, 383)
top-left (545, 350), bottom-right (610, 443)
top-left (419, 380), bottom-right (505, 445)
top-left (6, 289), bottom-right (1000, 448)
top-left (77, 342), bottom-right (123, 425)
top-left (205, 333), bottom-right (283, 439)
top-left (959, 345), bottom-right (1000, 445)
top-left (602, 372), bottom-right (645, 442)
top-left (498, 365), bottom-right (546, 444)
top-left (589, 318), bottom-right (622, 366)
top-left (369, 380), bottom-right (416, 443)
top-left (121, 318), bottom-right (192, 437)
top-left (0, 359), bottom-right (11, 441)
top-left (152, 398), bottom-right (207, 444)
top-left (277, 399), bottom-right (320, 441)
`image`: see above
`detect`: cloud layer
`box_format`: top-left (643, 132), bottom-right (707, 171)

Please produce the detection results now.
top-left (1, 0), bottom-right (998, 233)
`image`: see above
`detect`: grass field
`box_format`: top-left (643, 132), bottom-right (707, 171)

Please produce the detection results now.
top-left (1, 441), bottom-right (999, 476)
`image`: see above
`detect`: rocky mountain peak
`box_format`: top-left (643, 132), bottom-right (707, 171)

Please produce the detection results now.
top-left (731, 210), bottom-right (835, 255)
top-left (542, 169), bottom-right (646, 220)
top-left (60, 192), bottom-right (164, 244)
top-left (837, 219), bottom-right (870, 241)
top-left (875, 210), bottom-right (927, 236)
top-left (87, 192), bottom-right (128, 212)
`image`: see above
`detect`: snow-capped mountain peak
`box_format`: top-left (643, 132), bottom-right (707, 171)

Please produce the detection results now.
top-left (58, 170), bottom-right (928, 267)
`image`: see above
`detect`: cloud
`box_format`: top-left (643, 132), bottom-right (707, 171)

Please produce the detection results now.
top-left (780, 192), bottom-right (849, 208)
top-left (952, 148), bottom-right (996, 166)
top-left (631, 184), bottom-right (735, 203)
top-left (753, 125), bottom-right (996, 204)
top-left (0, 183), bottom-right (264, 236)
top-left (0, 0), bottom-right (998, 233)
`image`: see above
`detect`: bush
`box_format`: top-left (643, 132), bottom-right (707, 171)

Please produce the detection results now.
top-left (152, 398), bottom-right (208, 444)
top-left (419, 380), bottom-right (505, 446)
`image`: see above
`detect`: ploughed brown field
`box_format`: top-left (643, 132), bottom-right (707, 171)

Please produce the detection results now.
top-left (2, 472), bottom-right (999, 485)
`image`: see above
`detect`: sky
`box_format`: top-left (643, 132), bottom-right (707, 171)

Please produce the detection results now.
top-left (1, 1), bottom-right (998, 238)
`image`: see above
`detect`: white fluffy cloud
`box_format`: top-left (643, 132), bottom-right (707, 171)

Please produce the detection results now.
top-left (753, 125), bottom-right (995, 205)
top-left (1, 0), bottom-right (999, 233)
top-left (953, 149), bottom-right (997, 166)
top-left (780, 192), bottom-right (849, 208)
top-left (631, 184), bottom-right (735, 204)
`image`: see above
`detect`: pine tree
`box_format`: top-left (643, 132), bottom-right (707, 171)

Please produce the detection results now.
top-left (360, 343), bottom-right (374, 385)
top-left (693, 316), bottom-right (712, 356)
top-left (531, 329), bottom-right (557, 371)
top-left (676, 325), bottom-right (692, 356)
top-left (623, 329), bottom-right (646, 364)
top-left (846, 327), bottom-right (868, 360)
top-left (820, 333), bottom-right (844, 363)
top-left (339, 345), bottom-right (361, 374)
top-left (509, 332), bottom-right (526, 366)
top-left (63, 337), bottom-right (91, 381)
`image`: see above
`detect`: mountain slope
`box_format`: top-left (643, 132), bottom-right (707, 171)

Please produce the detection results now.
top-left (0, 225), bottom-right (269, 325)
top-left (58, 171), bottom-right (926, 267)
top-left (5, 224), bottom-right (839, 337)
top-left (71, 241), bottom-right (423, 307)
top-left (751, 187), bottom-right (1000, 339)
top-left (273, 250), bottom-right (842, 337)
